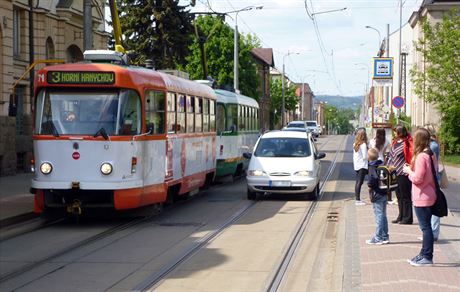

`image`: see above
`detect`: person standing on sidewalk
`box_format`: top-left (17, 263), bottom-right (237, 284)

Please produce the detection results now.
top-left (365, 148), bottom-right (390, 245)
top-left (353, 128), bottom-right (368, 205)
top-left (427, 125), bottom-right (441, 241)
top-left (369, 128), bottom-right (393, 202)
top-left (369, 128), bottom-right (390, 162)
top-left (403, 128), bottom-right (437, 266)
top-left (387, 125), bottom-right (413, 224)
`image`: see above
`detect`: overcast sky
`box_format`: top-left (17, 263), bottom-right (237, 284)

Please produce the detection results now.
top-left (181, 0), bottom-right (423, 96)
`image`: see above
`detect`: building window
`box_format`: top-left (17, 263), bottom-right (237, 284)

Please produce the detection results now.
top-left (66, 45), bottom-right (84, 63)
top-left (46, 37), bottom-right (55, 61)
top-left (13, 7), bottom-right (23, 58)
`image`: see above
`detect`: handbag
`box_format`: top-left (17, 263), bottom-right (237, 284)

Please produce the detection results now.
top-left (440, 167), bottom-right (449, 189)
top-left (426, 150), bottom-right (448, 217)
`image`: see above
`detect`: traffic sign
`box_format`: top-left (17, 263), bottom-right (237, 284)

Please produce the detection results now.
top-left (392, 96), bottom-right (405, 109)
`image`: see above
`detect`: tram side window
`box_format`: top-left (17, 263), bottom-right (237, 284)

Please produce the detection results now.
top-left (186, 95), bottom-right (195, 133)
top-left (227, 104), bottom-right (237, 132)
top-left (216, 103), bottom-right (225, 133)
top-left (248, 107), bottom-right (252, 131)
top-left (176, 94), bottom-right (186, 133)
top-left (167, 92), bottom-right (176, 133)
top-left (238, 105), bottom-right (245, 131)
top-left (255, 108), bottom-right (259, 130)
top-left (251, 107), bottom-right (255, 131)
top-left (145, 90), bottom-right (165, 134)
top-left (210, 99), bottom-right (216, 132)
top-left (195, 97), bottom-right (203, 132)
top-left (203, 99), bottom-right (210, 132)
top-left (119, 90), bottom-right (141, 135)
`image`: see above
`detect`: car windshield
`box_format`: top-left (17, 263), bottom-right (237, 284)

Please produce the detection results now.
top-left (254, 137), bottom-right (311, 157)
top-left (306, 122), bottom-right (317, 127)
top-left (287, 123), bottom-right (305, 128)
top-left (34, 89), bottom-right (141, 136)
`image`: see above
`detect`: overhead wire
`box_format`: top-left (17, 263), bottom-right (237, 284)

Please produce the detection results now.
top-left (304, 0), bottom-right (342, 94)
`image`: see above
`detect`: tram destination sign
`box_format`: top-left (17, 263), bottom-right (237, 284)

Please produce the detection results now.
top-left (47, 71), bottom-right (115, 85)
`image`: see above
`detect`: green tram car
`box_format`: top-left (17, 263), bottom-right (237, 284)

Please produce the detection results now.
top-left (215, 89), bottom-right (260, 178)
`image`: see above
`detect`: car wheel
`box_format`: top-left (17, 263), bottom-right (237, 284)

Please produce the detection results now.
top-left (247, 188), bottom-right (257, 200)
top-left (309, 183), bottom-right (319, 200)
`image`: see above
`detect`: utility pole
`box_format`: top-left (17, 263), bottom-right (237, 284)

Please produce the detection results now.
top-left (232, 6), bottom-right (263, 93)
top-left (281, 51), bottom-right (299, 127)
top-left (83, 0), bottom-right (92, 51)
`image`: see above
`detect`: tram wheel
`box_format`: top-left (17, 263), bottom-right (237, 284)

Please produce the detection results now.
top-left (247, 188), bottom-right (257, 200)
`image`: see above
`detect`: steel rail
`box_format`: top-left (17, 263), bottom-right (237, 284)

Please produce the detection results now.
top-left (266, 135), bottom-right (345, 292)
top-left (132, 200), bottom-right (257, 291)
top-left (0, 217), bottom-right (148, 283)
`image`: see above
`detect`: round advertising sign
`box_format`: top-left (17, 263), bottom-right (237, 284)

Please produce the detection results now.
top-left (392, 96), bottom-right (405, 109)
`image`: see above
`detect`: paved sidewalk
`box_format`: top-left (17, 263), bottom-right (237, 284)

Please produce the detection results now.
top-left (356, 202), bottom-right (460, 291)
top-left (354, 164), bottom-right (460, 292)
top-left (0, 173), bottom-right (36, 224)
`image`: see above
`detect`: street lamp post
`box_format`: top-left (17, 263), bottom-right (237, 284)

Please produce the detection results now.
top-left (232, 6), bottom-right (263, 93)
top-left (281, 51), bottom-right (299, 127)
top-left (365, 25), bottom-right (382, 55)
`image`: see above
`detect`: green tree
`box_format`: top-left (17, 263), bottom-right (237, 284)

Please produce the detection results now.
top-left (182, 15), bottom-right (260, 98)
top-left (324, 104), bottom-right (354, 134)
top-left (269, 79), bottom-right (299, 126)
top-left (411, 10), bottom-right (460, 153)
top-left (117, 0), bottom-right (193, 69)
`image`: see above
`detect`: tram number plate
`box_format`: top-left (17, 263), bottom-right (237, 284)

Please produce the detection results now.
top-left (269, 180), bottom-right (291, 187)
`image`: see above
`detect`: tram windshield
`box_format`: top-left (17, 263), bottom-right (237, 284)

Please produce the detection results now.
top-left (34, 89), bottom-right (141, 136)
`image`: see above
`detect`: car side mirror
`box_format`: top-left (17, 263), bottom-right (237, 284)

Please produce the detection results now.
top-left (243, 152), bottom-right (252, 159)
top-left (316, 152), bottom-right (326, 159)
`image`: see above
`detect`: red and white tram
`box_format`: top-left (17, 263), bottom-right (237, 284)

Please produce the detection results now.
top-left (32, 51), bottom-right (217, 216)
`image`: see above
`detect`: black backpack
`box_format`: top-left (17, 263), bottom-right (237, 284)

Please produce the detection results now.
top-left (377, 165), bottom-right (398, 192)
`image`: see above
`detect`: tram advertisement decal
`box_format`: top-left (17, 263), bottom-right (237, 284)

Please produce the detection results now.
top-left (47, 71), bottom-right (115, 85)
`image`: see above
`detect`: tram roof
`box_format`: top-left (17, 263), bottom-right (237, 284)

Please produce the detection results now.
top-left (36, 63), bottom-right (216, 100)
top-left (214, 89), bottom-right (259, 108)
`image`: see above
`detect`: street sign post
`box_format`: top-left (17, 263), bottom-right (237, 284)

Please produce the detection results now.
top-left (392, 96), bottom-right (405, 109)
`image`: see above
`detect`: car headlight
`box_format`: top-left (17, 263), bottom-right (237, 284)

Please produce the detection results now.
top-left (40, 162), bottom-right (53, 175)
top-left (294, 170), bottom-right (312, 176)
top-left (100, 162), bottom-right (113, 175)
top-left (248, 170), bottom-right (267, 176)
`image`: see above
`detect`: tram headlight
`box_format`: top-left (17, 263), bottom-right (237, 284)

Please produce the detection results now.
top-left (40, 162), bottom-right (53, 175)
top-left (100, 162), bottom-right (113, 175)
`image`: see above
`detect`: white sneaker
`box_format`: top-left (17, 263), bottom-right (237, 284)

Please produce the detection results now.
top-left (355, 200), bottom-right (366, 206)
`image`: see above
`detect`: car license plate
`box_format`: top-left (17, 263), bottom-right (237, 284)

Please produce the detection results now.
top-left (269, 180), bottom-right (291, 187)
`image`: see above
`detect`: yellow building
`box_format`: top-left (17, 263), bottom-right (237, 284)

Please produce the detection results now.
top-left (0, 0), bottom-right (108, 175)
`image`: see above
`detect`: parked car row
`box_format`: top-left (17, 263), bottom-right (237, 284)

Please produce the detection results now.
top-left (243, 129), bottom-right (326, 201)
top-left (284, 120), bottom-right (321, 137)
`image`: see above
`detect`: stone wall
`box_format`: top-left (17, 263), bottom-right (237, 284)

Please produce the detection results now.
top-left (0, 116), bottom-right (17, 175)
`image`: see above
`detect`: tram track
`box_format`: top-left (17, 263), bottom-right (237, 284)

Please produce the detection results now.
top-left (132, 200), bottom-right (257, 291)
top-left (133, 135), bottom-right (343, 292)
top-left (266, 135), bottom-right (345, 292)
top-left (0, 172), bottom-right (251, 289)
top-left (1, 136), bottom-right (342, 291)
top-left (0, 216), bottom-right (149, 284)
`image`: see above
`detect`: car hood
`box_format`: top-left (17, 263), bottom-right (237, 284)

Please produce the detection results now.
top-left (249, 156), bottom-right (315, 174)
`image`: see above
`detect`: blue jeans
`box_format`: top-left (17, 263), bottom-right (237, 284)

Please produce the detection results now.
top-left (372, 194), bottom-right (389, 240)
top-left (414, 206), bottom-right (434, 260)
top-left (431, 215), bottom-right (440, 240)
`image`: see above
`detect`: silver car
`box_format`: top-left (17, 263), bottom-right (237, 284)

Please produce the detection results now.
top-left (243, 131), bottom-right (326, 200)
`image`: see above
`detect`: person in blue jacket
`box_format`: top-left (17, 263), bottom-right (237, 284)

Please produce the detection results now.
top-left (366, 148), bottom-right (390, 245)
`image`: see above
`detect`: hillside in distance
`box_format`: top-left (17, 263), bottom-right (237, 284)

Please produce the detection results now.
top-left (316, 95), bottom-right (363, 109)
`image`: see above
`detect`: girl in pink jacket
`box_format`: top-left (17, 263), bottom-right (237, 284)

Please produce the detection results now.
top-left (403, 128), bottom-right (437, 267)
